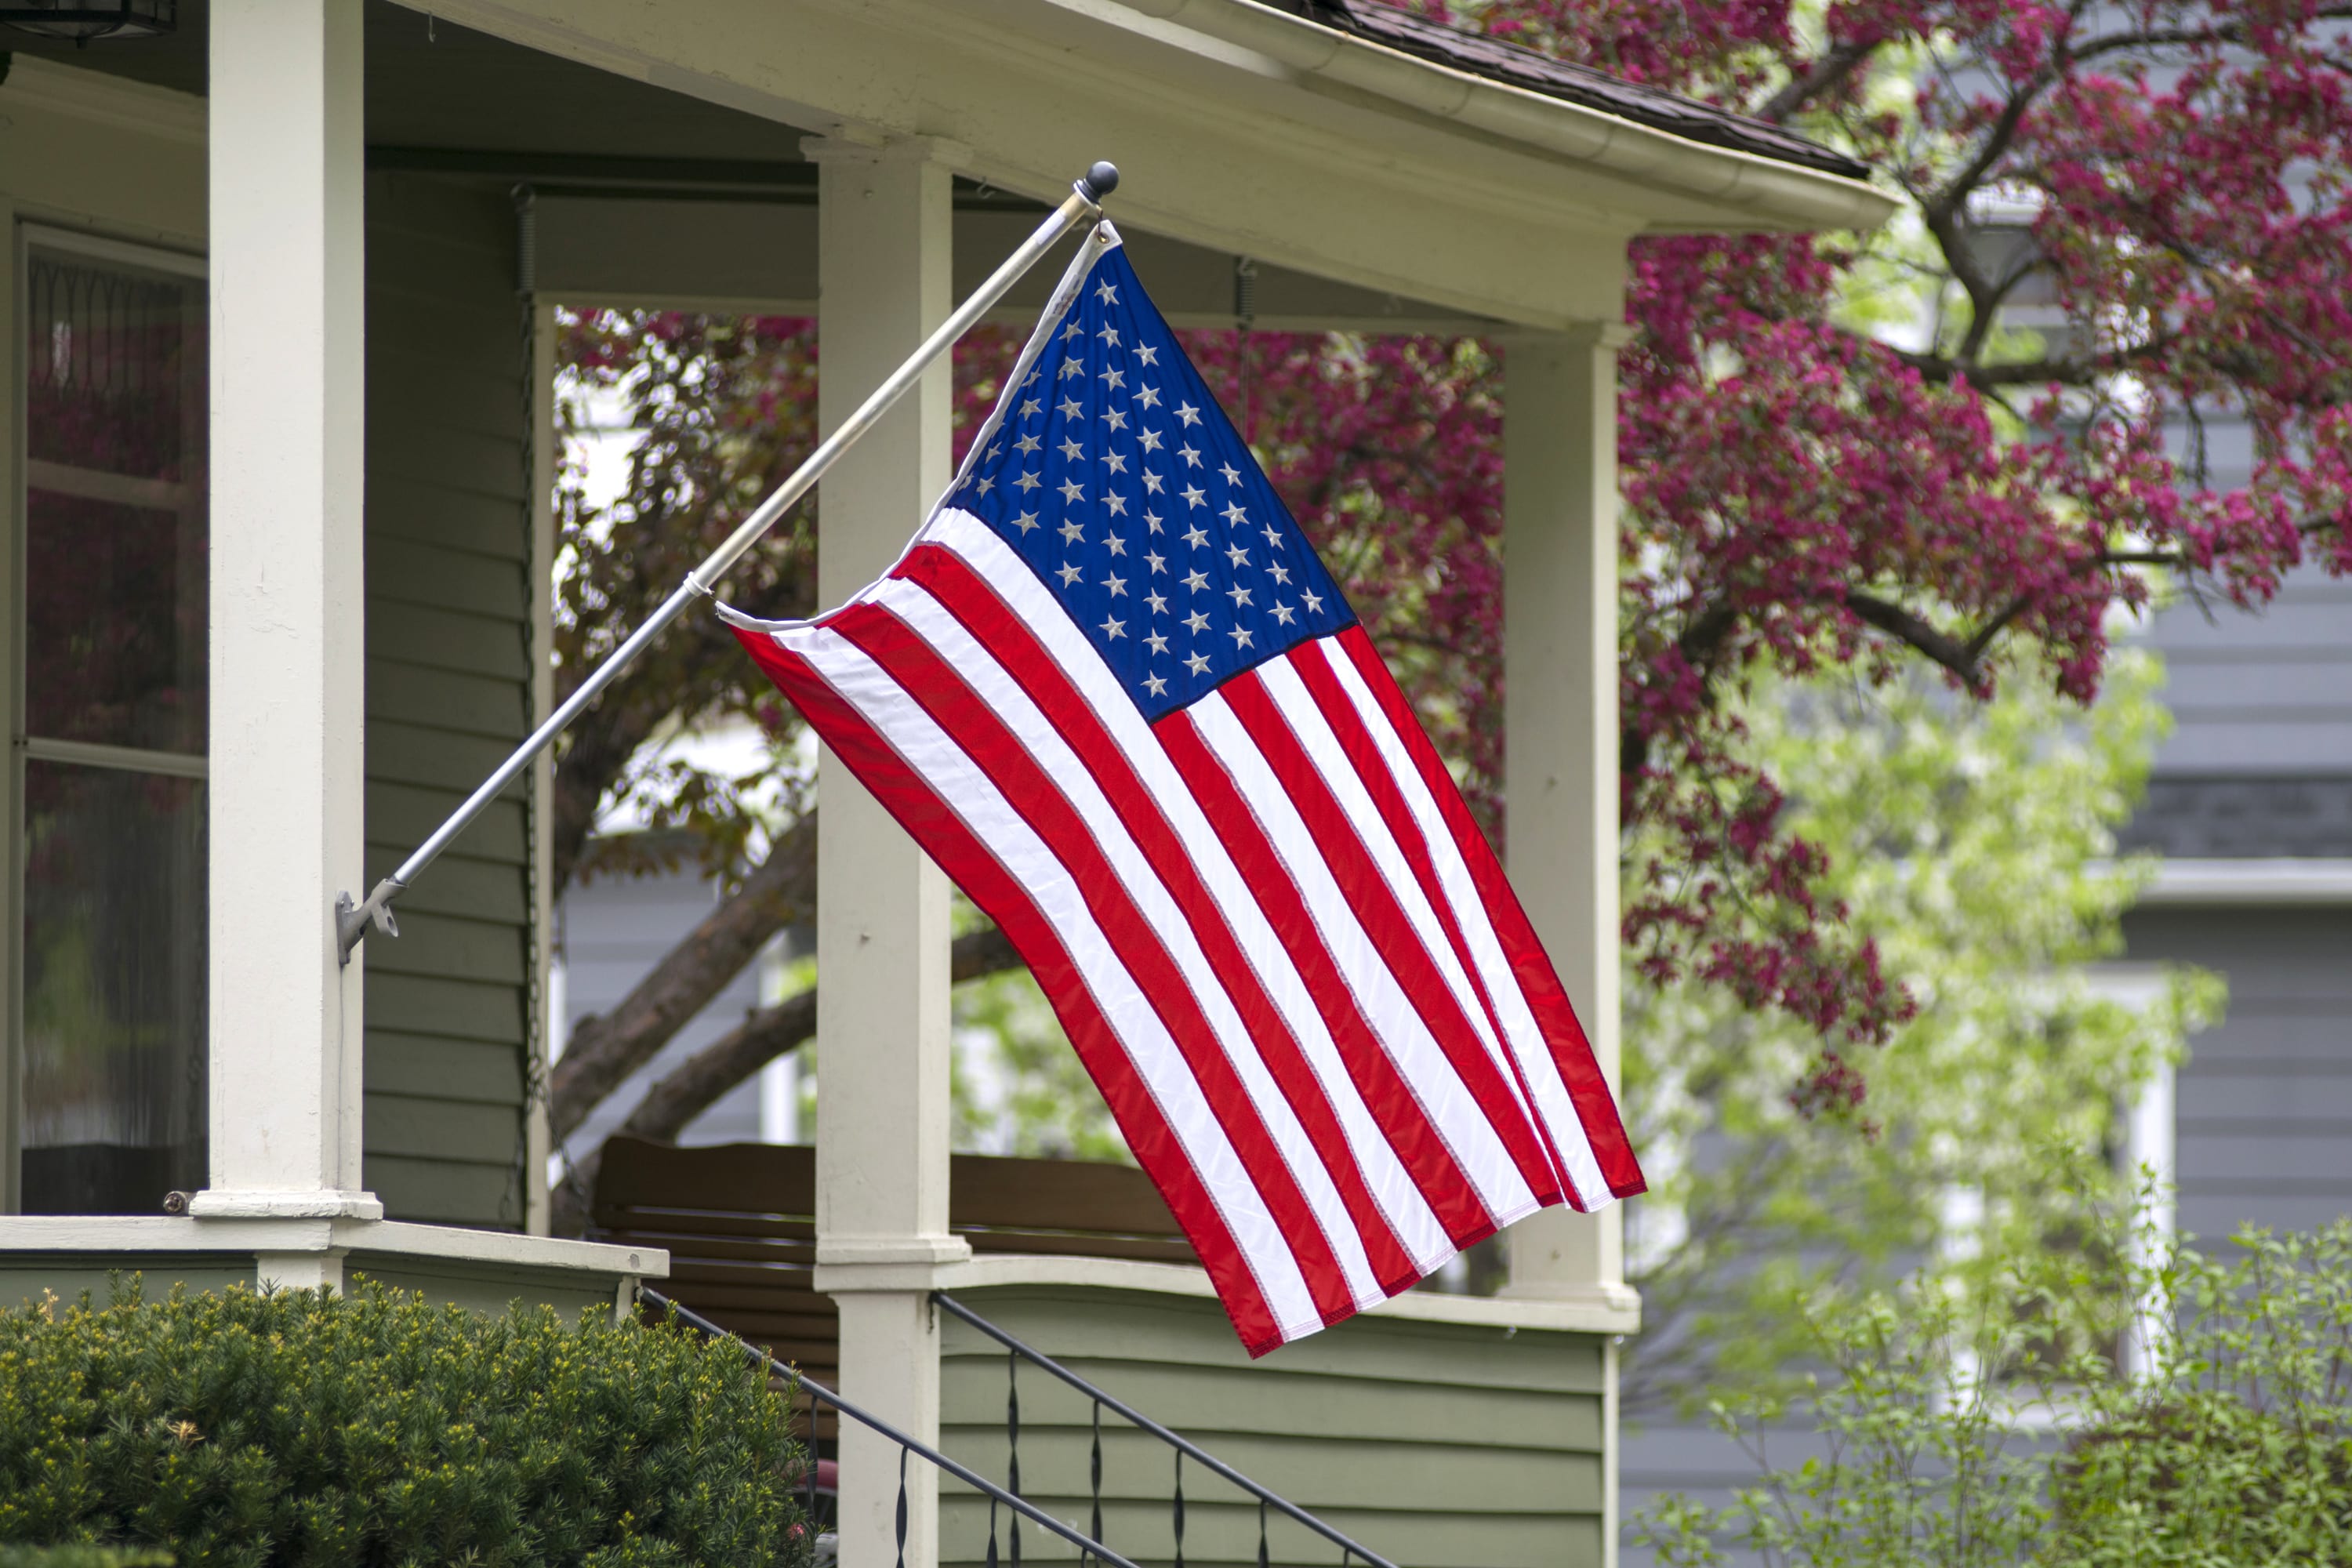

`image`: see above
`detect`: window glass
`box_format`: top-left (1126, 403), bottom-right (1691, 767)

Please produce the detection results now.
top-left (17, 242), bottom-right (209, 1214)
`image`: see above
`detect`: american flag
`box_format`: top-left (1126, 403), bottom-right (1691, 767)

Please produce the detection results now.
top-left (728, 226), bottom-right (1642, 1354)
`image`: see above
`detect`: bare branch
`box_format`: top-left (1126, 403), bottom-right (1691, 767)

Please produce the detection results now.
top-left (1757, 38), bottom-right (1878, 124)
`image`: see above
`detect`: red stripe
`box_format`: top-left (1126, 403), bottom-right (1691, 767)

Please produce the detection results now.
top-left (895, 550), bottom-right (1424, 1291)
top-left (821, 604), bottom-right (1363, 1327)
top-left (1152, 708), bottom-right (1501, 1250)
top-left (1333, 626), bottom-right (1644, 1198)
top-left (1208, 674), bottom-right (1563, 1207)
top-left (1282, 645), bottom-right (1571, 1193)
top-left (731, 623), bottom-right (1289, 1352)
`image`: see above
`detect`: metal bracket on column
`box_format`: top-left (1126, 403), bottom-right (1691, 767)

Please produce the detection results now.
top-left (336, 879), bottom-right (401, 960)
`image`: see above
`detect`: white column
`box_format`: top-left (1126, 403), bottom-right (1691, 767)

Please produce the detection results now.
top-left (807, 134), bottom-right (966, 1568)
top-left (192, 0), bottom-right (379, 1225)
top-left (1501, 325), bottom-right (1636, 1568)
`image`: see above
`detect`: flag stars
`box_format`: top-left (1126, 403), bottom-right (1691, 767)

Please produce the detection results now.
top-left (1262, 523), bottom-right (1286, 548)
top-left (1185, 652), bottom-right (1211, 676)
top-left (1302, 588), bottom-right (1325, 614)
top-left (1056, 562), bottom-right (1083, 587)
top-left (1269, 561), bottom-right (1291, 585)
top-left (1105, 494), bottom-right (1130, 517)
top-left (1145, 550), bottom-right (1167, 573)
top-left (1176, 401), bottom-right (1202, 426)
top-left (1137, 345), bottom-right (1160, 366)
top-left (1059, 359), bottom-right (1086, 380)
top-left (1014, 432), bottom-right (1042, 455)
top-left (1227, 585), bottom-right (1254, 608)
top-left (1181, 485), bottom-right (1207, 509)
top-left (1014, 471), bottom-right (1043, 492)
top-left (1105, 534), bottom-right (1127, 556)
top-left (1100, 367), bottom-right (1127, 391)
top-left (1136, 386), bottom-right (1162, 410)
top-left (1222, 504), bottom-right (1249, 528)
top-left (1062, 320), bottom-right (1084, 342)
top-left (1058, 477), bottom-right (1087, 503)
top-left (1102, 408), bottom-right (1130, 434)
top-left (1059, 519), bottom-right (1087, 546)
top-left (1183, 524), bottom-right (1210, 549)
top-left (1058, 396), bottom-right (1084, 419)
top-left (1097, 281), bottom-right (1120, 304)
top-left (1178, 444), bottom-right (1203, 468)
top-left (1011, 510), bottom-right (1040, 534)
top-left (1218, 462), bottom-right (1243, 486)
top-left (1140, 428), bottom-right (1165, 452)
top-left (1103, 572), bottom-right (1127, 597)
top-left (1185, 609), bottom-right (1210, 634)
top-left (1145, 590), bottom-right (1168, 615)
top-left (1271, 603), bottom-right (1297, 626)
top-left (1183, 569), bottom-right (1210, 593)
top-left (1229, 626), bottom-right (1254, 649)
top-left (1145, 672), bottom-right (1168, 697)
top-left (1143, 510), bottom-right (1165, 535)
top-left (1225, 543), bottom-right (1251, 568)
top-left (973, 476), bottom-right (994, 496)
top-left (1146, 630), bottom-right (1169, 654)
top-left (1058, 436), bottom-right (1084, 460)
top-left (1101, 614), bottom-right (1127, 640)
top-left (1019, 397), bottom-right (1043, 418)
top-left (1142, 471), bottom-right (1164, 495)
top-left (1103, 451), bottom-right (1130, 475)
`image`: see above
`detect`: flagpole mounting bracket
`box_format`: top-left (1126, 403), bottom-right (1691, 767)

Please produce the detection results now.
top-left (336, 877), bottom-right (402, 964)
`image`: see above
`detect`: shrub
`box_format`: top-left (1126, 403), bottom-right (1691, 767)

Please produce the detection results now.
top-left (1635, 1218), bottom-right (2352, 1568)
top-left (0, 1277), bottom-right (810, 1566)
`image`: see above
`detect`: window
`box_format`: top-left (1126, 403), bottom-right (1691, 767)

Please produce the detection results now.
top-left (13, 230), bottom-right (208, 1214)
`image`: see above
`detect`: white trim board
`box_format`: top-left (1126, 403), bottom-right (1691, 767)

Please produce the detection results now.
top-left (2135, 858), bottom-right (2352, 907)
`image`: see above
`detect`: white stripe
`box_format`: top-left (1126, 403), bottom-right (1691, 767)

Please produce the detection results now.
top-left (868, 576), bottom-right (1387, 1304)
top-left (779, 624), bottom-right (1326, 1339)
top-left (930, 511), bottom-right (1522, 1242)
top-left (1185, 691), bottom-right (1543, 1228)
top-left (1315, 641), bottom-right (1613, 1210)
top-left (1254, 659), bottom-right (1557, 1182)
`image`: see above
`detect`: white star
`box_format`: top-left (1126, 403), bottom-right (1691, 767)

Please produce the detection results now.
top-left (1139, 428), bottom-right (1165, 452)
top-left (1183, 569), bottom-right (1210, 593)
top-left (1014, 432), bottom-right (1042, 455)
top-left (1269, 562), bottom-right (1291, 585)
top-left (1143, 509), bottom-right (1165, 534)
top-left (1227, 585), bottom-right (1254, 608)
top-left (1137, 345), bottom-right (1160, 366)
top-left (974, 476), bottom-right (994, 495)
top-left (1100, 614), bottom-right (1126, 640)
top-left (1225, 544), bottom-right (1251, 567)
top-left (1136, 385), bottom-right (1162, 410)
top-left (1102, 408), bottom-right (1130, 433)
top-left (1145, 591), bottom-right (1169, 615)
top-left (1181, 485), bottom-right (1207, 509)
top-left (1103, 451), bottom-right (1130, 475)
top-left (1062, 320), bottom-right (1084, 342)
top-left (1142, 470), bottom-right (1164, 494)
top-left (1145, 550), bottom-right (1167, 574)
top-left (1185, 609), bottom-right (1211, 634)
top-left (1058, 396), bottom-right (1084, 419)
top-left (1058, 436), bottom-right (1084, 460)
top-left (1020, 397), bottom-right (1043, 418)
top-left (1229, 626), bottom-right (1255, 649)
top-left (1262, 524), bottom-right (1285, 548)
top-left (1060, 519), bottom-right (1087, 545)
top-left (1011, 510), bottom-right (1040, 534)
top-left (1218, 463), bottom-right (1243, 485)
top-left (1100, 368), bottom-right (1127, 392)
top-left (1014, 471), bottom-right (1042, 492)
top-left (1103, 572), bottom-right (1127, 597)
top-left (1105, 493), bottom-right (1129, 517)
top-left (1105, 533), bottom-right (1127, 556)
top-left (1271, 603), bottom-right (1297, 626)
top-left (1098, 325), bottom-right (1122, 347)
top-left (1183, 524), bottom-right (1210, 550)
top-left (1057, 562), bottom-right (1083, 587)
top-left (1096, 281), bottom-right (1120, 304)
top-left (1058, 478), bottom-right (1086, 503)
top-left (1145, 673), bottom-right (1168, 697)
top-left (1146, 630), bottom-right (1170, 654)
top-left (1178, 444), bottom-right (1203, 468)
top-left (1059, 359), bottom-right (1085, 380)
top-left (1221, 503), bottom-right (1249, 527)
top-left (985, 441), bottom-right (1002, 461)
top-left (1302, 588), bottom-right (1324, 614)
top-left (1185, 652), bottom-right (1211, 676)
top-left (1176, 401), bottom-right (1202, 426)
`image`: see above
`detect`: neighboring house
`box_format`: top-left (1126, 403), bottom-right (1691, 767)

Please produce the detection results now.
top-left (0, 5), bottom-right (1888, 1565)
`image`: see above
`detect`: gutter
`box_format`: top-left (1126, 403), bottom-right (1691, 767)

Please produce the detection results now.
top-left (1116, 0), bottom-right (1897, 233)
top-left (2133, 858), bottom-right (2352, 908)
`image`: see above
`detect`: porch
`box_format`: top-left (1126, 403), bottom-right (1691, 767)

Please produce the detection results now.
top-left (0, 3), bottom-right (1886, 1564)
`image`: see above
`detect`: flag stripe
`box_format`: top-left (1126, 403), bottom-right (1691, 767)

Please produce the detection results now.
top-left (1153, 709), bottom-right (1525, 1246)
top-left (887, 546), bottom-right (1448, 1279)
top-left (826, 600), bottom-right (1371, 1323)
top-left (1194, 681), bottom-right (1564, 1206)
top-left (1291, 642), bottom-right (1611, 1209)
top-left (1332, 626), bottom-right (1642, 1196)
top-left (736, 623), bottom-right (1322, 1348)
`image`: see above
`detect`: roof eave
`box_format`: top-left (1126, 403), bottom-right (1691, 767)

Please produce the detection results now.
top-left (1123, 0), bottom-right (1898, 234)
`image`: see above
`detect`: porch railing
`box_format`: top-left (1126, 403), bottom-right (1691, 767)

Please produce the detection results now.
top-left (642, 1287), bottom-right (1143, 1568)
top-left (931, 1291), bottom-right (1399, 1568)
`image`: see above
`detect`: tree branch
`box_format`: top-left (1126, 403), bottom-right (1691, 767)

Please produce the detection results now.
top-left (1757, 38), bottom-right (1878, 124)
top-left (548, 811), bottom-right (818, 1142)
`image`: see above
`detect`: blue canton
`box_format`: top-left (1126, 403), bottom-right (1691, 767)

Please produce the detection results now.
top-left (946, 243), bottom-right (1356, 721)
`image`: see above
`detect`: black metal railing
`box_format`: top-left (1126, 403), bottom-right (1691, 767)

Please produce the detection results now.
top-left (933, 1291), bottom-right (1397, 1568)
top-left (641, 1288), bottom-right (1142, 1568)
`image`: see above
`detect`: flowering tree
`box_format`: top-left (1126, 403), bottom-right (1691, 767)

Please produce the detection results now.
top-left (542, 0), bottom-right (2351, 1219)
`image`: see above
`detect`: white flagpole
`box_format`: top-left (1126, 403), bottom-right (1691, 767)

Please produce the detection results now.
top-left (336, 162), bottom-right (1122, 960)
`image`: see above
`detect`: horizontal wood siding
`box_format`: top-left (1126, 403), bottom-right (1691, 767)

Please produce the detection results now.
top-left (939, 1287), bottom-right (1607, 1568)
top-left (362, 173), bottom-right (532, 1229)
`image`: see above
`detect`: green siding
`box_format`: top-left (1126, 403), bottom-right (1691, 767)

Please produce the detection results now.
top-left (939, 1287), bottom-right (1609, 1568)
top-left (361, 173), bottom-right (535, 1231)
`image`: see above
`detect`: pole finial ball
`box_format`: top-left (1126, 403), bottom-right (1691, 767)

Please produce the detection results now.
top-left (1080, 162), bottom-right (1121, 201)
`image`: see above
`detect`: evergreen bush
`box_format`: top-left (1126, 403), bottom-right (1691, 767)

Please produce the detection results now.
top-left (0, 1278), bottom-right (810, 1566)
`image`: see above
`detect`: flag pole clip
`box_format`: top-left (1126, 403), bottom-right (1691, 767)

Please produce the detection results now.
top-left (335, 161), bottom-right (1118, 965)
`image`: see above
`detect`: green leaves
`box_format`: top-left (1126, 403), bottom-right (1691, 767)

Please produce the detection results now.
top-left (0, 1280), bottom-right (809, 1567)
